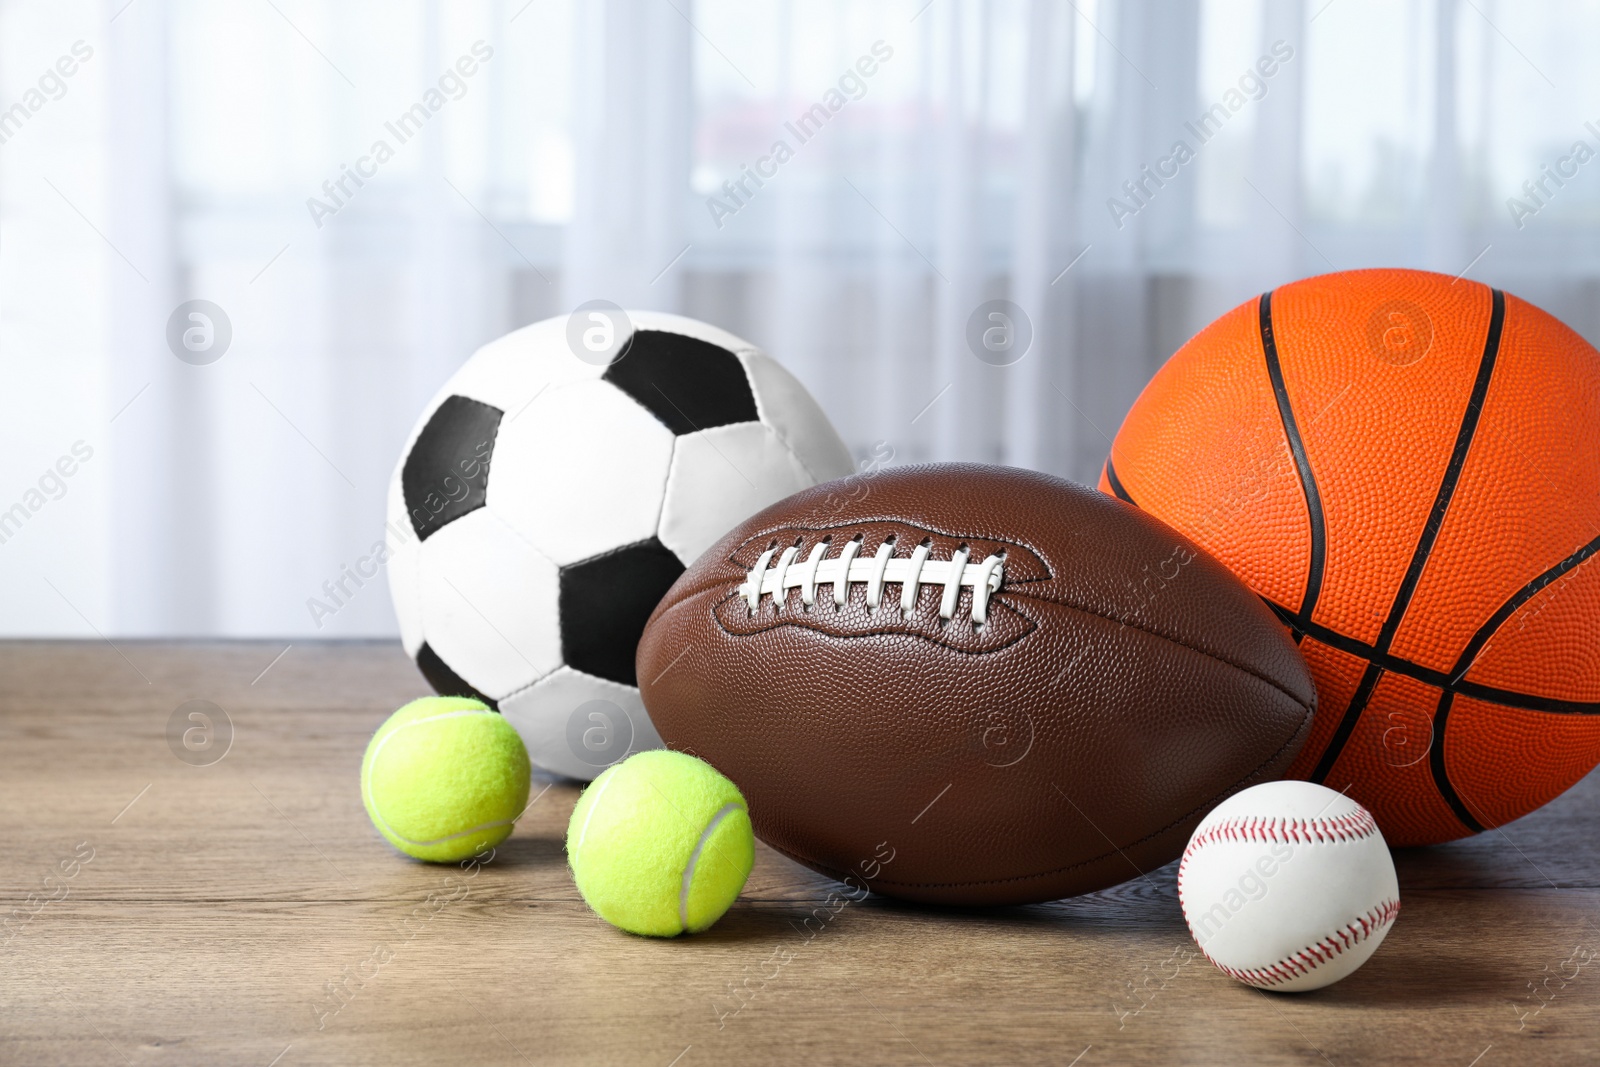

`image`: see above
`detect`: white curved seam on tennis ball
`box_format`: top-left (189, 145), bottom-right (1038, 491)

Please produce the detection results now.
top-left (384, 818), bottom-right (519, 849)
top-left (679, 801), bottom-right (745, 932)
top-left (573, 767), bottom-right (621, 857)
top-left (365, 708), bottom-right (505, 847)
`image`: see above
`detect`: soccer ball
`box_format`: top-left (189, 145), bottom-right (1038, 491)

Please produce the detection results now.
top-left (386, 310), bottom-right (854, 780)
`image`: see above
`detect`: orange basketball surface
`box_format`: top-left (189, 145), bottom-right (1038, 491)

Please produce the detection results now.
top-left (1101, 268), bottom-right (1600, 845)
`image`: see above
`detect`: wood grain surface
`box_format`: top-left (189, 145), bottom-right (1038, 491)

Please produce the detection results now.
top-left (1, 641), bottom-right (1596, 1066)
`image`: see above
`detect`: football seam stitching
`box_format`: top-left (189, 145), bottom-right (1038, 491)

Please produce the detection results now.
top-left (1186, 899), bottom-right (1400, 988)
top-left (704, 589), bottom-right (1039, 657)
top-left (728, 519), bottom-right (1057, 576)
top-left (772, 703), bottom-right (1314, 893)
top-left (704, 522), bottom-right (1307, 710)
top-left (650, 567), bottom-right (1056, 628)
top-left (680, 562), bottom-right (1310, 711)
top-left (1005, 591), bottom-right (1315, 710)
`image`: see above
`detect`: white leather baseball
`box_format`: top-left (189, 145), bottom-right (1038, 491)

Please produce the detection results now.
top-left (1178, 781), bottom-right (1400, 992)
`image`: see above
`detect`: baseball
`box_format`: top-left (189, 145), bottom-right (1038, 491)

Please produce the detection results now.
top-left (1178, 781), bottom-right (1400, 992)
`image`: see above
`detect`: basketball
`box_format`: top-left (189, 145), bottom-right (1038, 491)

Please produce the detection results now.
top-left (1101, 267), bottom-right (1600, 846)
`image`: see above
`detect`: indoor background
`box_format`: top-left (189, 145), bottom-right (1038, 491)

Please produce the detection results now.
top-left (2, 0), bottom-right (1595, 637)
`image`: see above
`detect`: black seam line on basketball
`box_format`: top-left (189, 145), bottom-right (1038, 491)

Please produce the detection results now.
top-left (1259, 289), bottom-right (1327, 620)
top-left (1446, 529), bottom-right (1600, 685)
top-left (1373, 288), bottom-right (1505, 656)
top-left (767, 698), bottom-right (1313, 893)
top-left (1262, 596), bottom-right (1309, 645)
top-left (1429, 692), bottom-right (1488, 834)
top-left (1271, 602), bottom-right (1600, 714)
top-left (1308, 661), bottom-right (1384, 784)
top-left (1424, 529), bottom-right (1600, 833)
top-left (1104, 458), bottom-right (1135, 504)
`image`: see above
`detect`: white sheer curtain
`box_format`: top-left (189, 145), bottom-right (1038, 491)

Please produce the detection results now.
top-left (2, 0), bottom-right (1598, 637)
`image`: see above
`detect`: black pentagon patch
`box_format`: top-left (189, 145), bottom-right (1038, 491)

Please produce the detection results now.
top-left (559, 537), bottom-right (686, 686)
top-left (402, 395), bottom-right (503, 540)
top-left (414, 641), bottom-right (499, 709)
top-left (601, 330), bottom-right (759, 435)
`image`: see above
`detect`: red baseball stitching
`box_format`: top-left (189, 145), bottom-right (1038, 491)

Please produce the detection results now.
top-left (1175, 809), bottom-right (1391, 987)
top-left (1176, 812), bottom-right (1378, 910)
top-left (1184, 810), bottom-right (1379, 854)
top-left (1197, 899), bottom-right (1401, 988)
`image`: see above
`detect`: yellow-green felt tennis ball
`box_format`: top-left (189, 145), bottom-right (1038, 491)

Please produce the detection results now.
top-left (361, 696), bottom-right (531, 863)
top-left (567, 749), bottom-right (755, 937)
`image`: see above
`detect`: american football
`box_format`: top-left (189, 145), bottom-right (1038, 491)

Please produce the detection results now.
top-left (20, 4), bottom-right (1600, 1058)
top-left (637, 463), bottom-right (1317, 906)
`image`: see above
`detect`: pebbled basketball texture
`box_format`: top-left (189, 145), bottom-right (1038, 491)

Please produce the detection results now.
top-left (636, 463), bottom-right (1316, 906)
top-left (1101, 268), bottom-right (1600, 845)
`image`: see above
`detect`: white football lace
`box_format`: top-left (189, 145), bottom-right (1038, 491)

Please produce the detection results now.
top-left (740, 538), bottom-right (1005, 625)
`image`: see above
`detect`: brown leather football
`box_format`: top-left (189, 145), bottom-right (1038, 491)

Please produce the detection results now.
top-left (636, 463), bottom-right (1316, 906)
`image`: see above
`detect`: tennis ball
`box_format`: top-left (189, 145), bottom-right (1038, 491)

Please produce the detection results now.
top-left (567, 749), bottom-right (755, 937)
top-left (361, 696), bottom-right (531, 863)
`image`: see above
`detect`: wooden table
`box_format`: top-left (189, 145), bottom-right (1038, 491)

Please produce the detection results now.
top-left (1, 642), bottom-right (1596, 1065)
